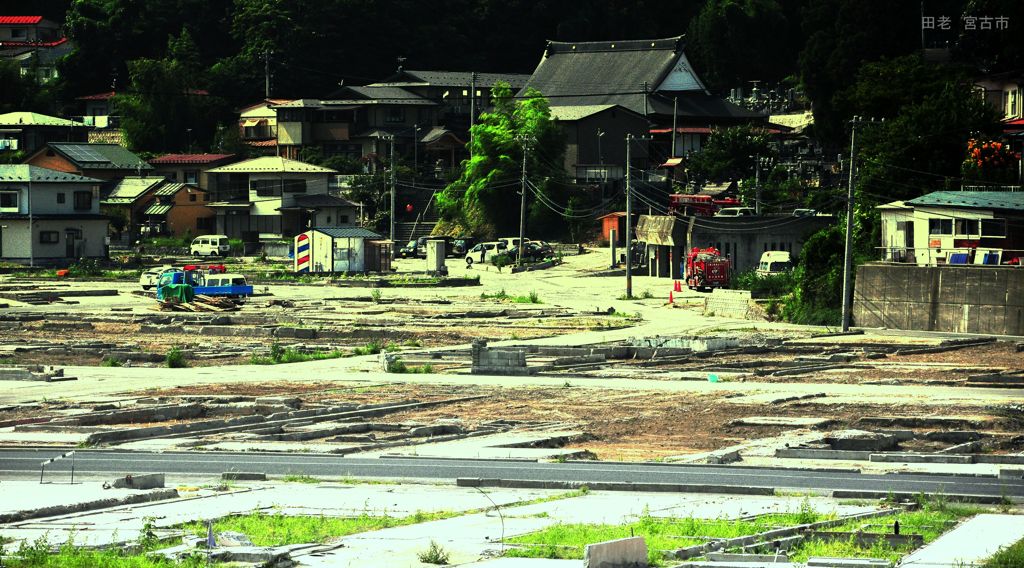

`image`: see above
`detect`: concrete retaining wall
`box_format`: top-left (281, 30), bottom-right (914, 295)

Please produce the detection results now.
top-left (704, 289), bottom-right (753, 319)
top-left (853, 264), bottom-right (1024, 335)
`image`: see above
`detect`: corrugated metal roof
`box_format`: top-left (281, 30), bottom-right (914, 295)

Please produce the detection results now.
top-left (293, 194), bottom-right (359, 208)
top-left (0, 16), bottom-right (44, 24)
top-left (153, 182), bottom-right (193, 197)
top-left (372, 70), bottom-right (531, 88)
top-left (0, 165), bottom-right (99, 184)
top-left (0, 112), bottom-right (84, 127)
top-left (313, 227), bottom-right (383, 239)
top-left (143, 204), bottom-right (172, 215)
top-left (549, 105), bottom-right (620, 121)
top-left (907, 191), bottom-right (1024, 211)
top-left (103, 176), bottom-right (162, 203)
top-left (206, 156), bottom-right (337, 174)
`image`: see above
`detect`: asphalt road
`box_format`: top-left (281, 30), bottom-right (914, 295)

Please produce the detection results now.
top-left (3, 449), bottom-right (1022, 498)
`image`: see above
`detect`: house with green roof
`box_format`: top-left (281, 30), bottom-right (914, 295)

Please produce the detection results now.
top-left (24, 142), bottom-right (152, 182)
top-left (0, 112), bottom-right (89, 156)
top-left (878, 191), bottom-right (1024, 266)
top-left (0, 164), bottom-right (108, 263)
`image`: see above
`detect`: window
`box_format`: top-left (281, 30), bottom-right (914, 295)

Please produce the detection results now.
top-left (73, 191), bottom-right (92, 211)
top-left (384, 107), bottom-right (405, 123)
top-left (10, 28), bottom-right (26, 39)
top-left (955, 219), bottom-right (979, 235)
top-left (252, 179), bottom-right (282, 197)
top-left (56, 192), bottom-right (65, 204)
top-left (339, 215), bottom-right (349, 224)
top-left (282, 179), bottom-right (306, 193)
top-left (39, 231), bottom-right (59, 244)
top-left (0, 191), bottom-right (18, 210)
top-left (928, 218), bottom-right (952, 235)
top-left (982, 219), bottom-right (1007, 237)
top-left (189, 193), bottom-right (197, 202)
top-left (184, 170), bottom-right (198, 184)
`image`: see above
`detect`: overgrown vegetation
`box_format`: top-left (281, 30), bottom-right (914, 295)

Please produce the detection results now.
top-left (165, 346), bottom-right (188, 368)
top-left (3, 534), bottom-right (203, 568)
top-left (386, 358), bottom-right (434, 374)
top-left (985, 537), bottom-right (1024, 568)
top-left (505, 507), bottom-right (834, 566)
top-left (181, 510), bottom-right (452, 547)
top-left (731, 269), bottom-right (795, 298)
top-left (250, 343), bottom-right (345, 365)
top-left (480, 289), bottom-right (542, 304)
top-left (417, 540), bottom-right (451, 565)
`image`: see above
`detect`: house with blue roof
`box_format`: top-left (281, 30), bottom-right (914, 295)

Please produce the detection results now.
top-left (878, 191), bottom-right (1024, 266)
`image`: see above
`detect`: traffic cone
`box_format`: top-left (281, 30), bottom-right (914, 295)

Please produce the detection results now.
top-left (669, 290), bottom-right (674, 304)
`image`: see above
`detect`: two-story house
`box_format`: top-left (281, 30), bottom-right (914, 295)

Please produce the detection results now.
top-left (0, 16), bottom-right (71, 83)
top-left (0, 112), bottom-right (89, 155)
top-left (237, 99), bottom-right (292, 155)
top-left (24, 142), bottom-right (153, 182)
top-left (73, 91), bottom-right (124, 145)
top-left (0, 164), bottom-right (108, 263)
top-left (101, 176), bottom-right (215, 241)
top-left (205, 156), bottom-right (355, 239)
top-left (148, 153), bottom-right (239, 192)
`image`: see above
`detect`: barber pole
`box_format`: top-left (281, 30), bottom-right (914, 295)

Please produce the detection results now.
top-left (295, 233), bottom-right (311, 273)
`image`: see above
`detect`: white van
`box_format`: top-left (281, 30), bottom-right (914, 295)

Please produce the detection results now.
top-left (190, 235), bottom-right (231, 256)
top-left (715, 207), bottom-right (756, 217)
top-left (756, 251), bottom-right (793, 276)
top-left (465, 241), bottom-right (508, 265)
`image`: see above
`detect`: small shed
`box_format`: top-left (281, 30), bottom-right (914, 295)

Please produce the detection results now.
top-left (597, 212), bottom-right (628, 245)
top-left (294, 227), bottom-right (386, 273)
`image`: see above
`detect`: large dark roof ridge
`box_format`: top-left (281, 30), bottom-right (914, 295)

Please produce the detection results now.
top-left (545, 35), bottom-right (684, 54)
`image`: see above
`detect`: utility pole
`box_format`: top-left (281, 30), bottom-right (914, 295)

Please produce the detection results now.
top-left (264, 50), bottom-right (271, 99)
top-left (388, 135), bottom-right (396, 253)
top-left (27, 171), bottom-right (33, 268)
top-left (841, 117), bottom-right (859, 332)
top-left (469, 72), bottom-right (478, 141)
top-left (754, 153), bottom-right (761, 215)
top-left (625, 134), bottom-right (633, 298)
top-left (412, 124), bottom-right (419, 181)
top-left (518, 136), bottom-right (529, 267)
top-left (671, 96), bottom-right (678, 157)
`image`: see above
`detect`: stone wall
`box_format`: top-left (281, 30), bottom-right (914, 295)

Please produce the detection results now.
top-left (853, 264), bottom-right (1024, 335)
top-left (470, 340), bottom-right (535, 376)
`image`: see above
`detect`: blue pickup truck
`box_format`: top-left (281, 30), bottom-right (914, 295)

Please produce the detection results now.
top-left (155, 270), bottom-right (253, 301)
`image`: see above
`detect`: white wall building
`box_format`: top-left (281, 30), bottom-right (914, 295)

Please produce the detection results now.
top-left (0, 165), bottom-right (107, 263)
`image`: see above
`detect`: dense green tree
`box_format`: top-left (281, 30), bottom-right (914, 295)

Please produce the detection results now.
top-left (686, 124), bottom-right (772, 185)
top-left (114, 30), bottom-right (230, 153)
top-left (436, 82), bottom-right (564, 238)
top-left (686, 0), bottom-right (799, 91)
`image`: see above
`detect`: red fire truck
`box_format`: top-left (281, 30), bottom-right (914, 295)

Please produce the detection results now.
top-left (684, 247), bottom-right (731, 291)
top-left (668, 194), bottom-right (741, 216)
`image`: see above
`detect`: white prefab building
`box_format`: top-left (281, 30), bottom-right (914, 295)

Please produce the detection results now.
top-left (294, 227), bottom-right (387, 273)
top-left (0, 165), bottom-right (107, 263)
top-left (878, 191), bottom-right (1024, 266)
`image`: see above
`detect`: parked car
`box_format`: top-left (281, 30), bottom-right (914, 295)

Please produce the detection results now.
top-left (465, 241), bottom-right (508, 265)
top-left (509, 241), bottom-right (554, 262)
top-left (190, 234), bottom-right (231, 256)
top-left (498, 237), bottom-right (527, 250)
top-left (452, 237), bottom-right (478, 256)
top-left (398, 240), bottom-right (419, 258)
top-left (756, 251), bottom-right (793, 277)
top-left (714, 207), bottom-right (756, 217)
top-left (139, 265), bottom-right (176, 290)
top-left (792, 208), bottom-right (817, 217)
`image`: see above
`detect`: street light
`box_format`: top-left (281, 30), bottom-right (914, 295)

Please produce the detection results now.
top-left (596, 128), bottom-right (605, 167)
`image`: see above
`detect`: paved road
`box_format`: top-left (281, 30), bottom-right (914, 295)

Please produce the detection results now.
top-left (3, 449), bottom-right (1022, 498)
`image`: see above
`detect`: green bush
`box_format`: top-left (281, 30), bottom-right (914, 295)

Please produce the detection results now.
top-left (491, 253), bottom-right (512, 269)
top-left (732, 269), bottom-right (795, 298)
top-left (417, 540), bottom-right (450, 565)
top-left (165, 346), bottom-right (188, 368)
top-left (100, 357), bottom-right (123, 367)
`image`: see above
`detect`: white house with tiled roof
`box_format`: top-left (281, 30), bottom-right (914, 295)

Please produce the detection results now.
top-left (0, 164), bottom-right (107, 263)
top-left (205, 157), bottom-right (342, 239)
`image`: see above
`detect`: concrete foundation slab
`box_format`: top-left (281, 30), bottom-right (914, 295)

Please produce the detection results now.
top-left (899, 514), bottom-right (1024, 567)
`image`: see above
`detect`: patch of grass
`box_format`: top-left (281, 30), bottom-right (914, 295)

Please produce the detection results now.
top-left (250, 344), bottom-right (345, 365)
top-left (181, 510), bottom-right (452, 547)
top-left (985, 537), bottom-right (1024, 567)
top-left (165, 346), bottom-right (188, 368)
top-left (99, 357), bottom-right (123, 367)
top-left (640, 289), bottom-right (654, 299)
top-left (282, 474), bottom-right (320, 484)
top-left (352, 340), bottom-right (384, 356)
top-left (386, 358), bottom-right (433, 374)
top-left (480, 288), bottom-right (542, 304)
top-left (5, 534), bottom-right (203, 567)
top-left (787, 498), bottom-right (982, 563)
top-left (403, 339), bottom-right (422, 347)
top-left (506, 509), bottom-right (833, 566)
top-left (417, 540), bottom-right (450, 564)
top-left (370, 289), bottom-right (382, 303)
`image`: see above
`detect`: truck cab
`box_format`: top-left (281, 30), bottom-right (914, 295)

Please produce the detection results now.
top-left (756, 251), bottom-right (793, 277)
